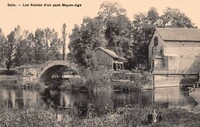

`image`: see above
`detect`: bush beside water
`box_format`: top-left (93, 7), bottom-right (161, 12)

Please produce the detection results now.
top-left (60, 70), bottom-right (152, 93)
top-left (111, 71), bottom-right (152, 91)
top-left (60, 68), bottom-right (112, 92)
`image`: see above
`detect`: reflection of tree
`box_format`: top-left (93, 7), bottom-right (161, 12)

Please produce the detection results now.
top-left (8, 90), bottom-right (16, 109)
top-left (41, 89), bottom-right (71, 110)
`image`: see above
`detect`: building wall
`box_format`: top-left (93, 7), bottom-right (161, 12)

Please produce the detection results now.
top-left (149, 30), bottom-right (200, 73)
top-left (164, 41), bottom-right (200, 73)
top-left (154, 59), bottom-right (163, 70)
top-left (154, 74), bottom-right (198, 87)
top-left (148, 30), bottom-right (165, 70)
top-left (95, 49), bottom-right (114, 70)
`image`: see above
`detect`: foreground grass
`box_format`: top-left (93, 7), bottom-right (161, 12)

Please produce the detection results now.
top-left (0, 105), bottom-right (200, 127)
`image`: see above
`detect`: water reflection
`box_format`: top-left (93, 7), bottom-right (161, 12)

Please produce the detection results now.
top-left (153, 87), bottom-right (197, 109)
top-left (0, 88), bottom-right (39, 109)
top-left (0, 86), bottom-right (197, 116)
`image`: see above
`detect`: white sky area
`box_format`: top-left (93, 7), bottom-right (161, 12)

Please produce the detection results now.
top-left (1, 0), bottom-right (200, 52)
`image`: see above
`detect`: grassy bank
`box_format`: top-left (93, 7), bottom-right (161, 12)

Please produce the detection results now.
top-left (0, 105), bottom-right (200, 127)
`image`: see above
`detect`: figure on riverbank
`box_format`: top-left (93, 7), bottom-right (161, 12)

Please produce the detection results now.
top-left (152, 109), bottom-right (157, 123)
top-left (158, 114), bottom-right (163, 122)
top-left (147, 110), bottom-right (153, 123)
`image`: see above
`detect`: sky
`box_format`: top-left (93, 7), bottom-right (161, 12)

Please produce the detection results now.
top-left (1, 0), bottom-right (200, 52)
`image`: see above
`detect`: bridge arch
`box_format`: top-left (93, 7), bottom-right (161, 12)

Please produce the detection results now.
top-left (37, 60), bottom-right (78, 82)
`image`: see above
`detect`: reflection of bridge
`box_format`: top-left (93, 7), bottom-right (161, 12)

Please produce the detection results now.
top-left (16, 60), bottom-right (78, 83)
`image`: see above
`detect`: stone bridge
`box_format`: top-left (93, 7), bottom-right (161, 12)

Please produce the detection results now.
top-left (16, 60), bottom-right (78, 83)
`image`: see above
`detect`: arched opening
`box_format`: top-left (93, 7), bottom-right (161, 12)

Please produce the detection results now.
top-left (38, 65), bottom-right (78, 83)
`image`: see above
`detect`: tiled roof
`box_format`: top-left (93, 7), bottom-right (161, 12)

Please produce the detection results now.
top-left (156, 28), bottom-right (200, 42)
top-left (97, 47), bottom-right (118, 58)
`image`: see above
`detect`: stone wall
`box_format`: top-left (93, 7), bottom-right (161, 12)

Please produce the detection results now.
top-left (154, 74), bottom-right (198, 87)
top-left (164, 42), bottom-right (200, 73)
top-left (17, 67), bottom-right (38, 84)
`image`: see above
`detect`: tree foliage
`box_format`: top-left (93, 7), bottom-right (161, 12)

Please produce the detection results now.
top-left (0, 26), bottom-right (63, 70)
top-left (69, 2), bottom-right (133, 70)
top-left (0, 29), bottom-right (7, 65)
top-left (33, 28), bottom-right (62, 64)
top-left (69, 18), bottom-right (104, 69)
top-left (160, 8), bottom-right (195, 28)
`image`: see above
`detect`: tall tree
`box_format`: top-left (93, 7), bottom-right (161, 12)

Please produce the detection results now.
top-left (69, 2), bottom-right (134, 69)
top-left (13, 31), bottom-right (35, 66)
top-left (69, 17), bottom-right (104, 69)
top-left (160, 7), bottom-right (195, 28)
top-left (34, 28), bottom-right (61, 64)
top-left (5, 25), bottom-right (22, 70)
top-left (34, 28), bottom-right (47, 64)
top-left (62, 23), bottom-right (67, 60)
top-left (44, 28), bottom-right (61, 60)
top-left (98, 2), bottom-right (134, 66)
top-left (0, 28), bottom-right (6, 65)
top-left (98, 1), bottom-right (126, 21)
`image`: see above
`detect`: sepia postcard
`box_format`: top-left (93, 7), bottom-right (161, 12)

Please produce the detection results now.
top-left (0, 0), bottom-right (200, 126)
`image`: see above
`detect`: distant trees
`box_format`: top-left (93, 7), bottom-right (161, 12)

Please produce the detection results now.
top-left (0, 26), bottom-right (63, 70)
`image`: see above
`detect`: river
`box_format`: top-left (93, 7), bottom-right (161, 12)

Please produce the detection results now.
top-left (0, 83), bottom-right (197, 117)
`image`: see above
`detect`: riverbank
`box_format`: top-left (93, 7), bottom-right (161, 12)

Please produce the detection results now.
top-left (0, 105), bottom-right (200, 127)
top-left (189, 88), bottom-right (200, 113)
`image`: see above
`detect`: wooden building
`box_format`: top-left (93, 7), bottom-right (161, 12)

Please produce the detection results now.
top-left (95, 47), bottom-right (127, 71)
